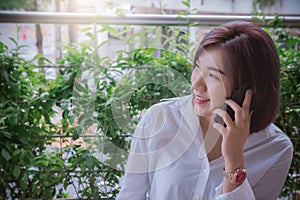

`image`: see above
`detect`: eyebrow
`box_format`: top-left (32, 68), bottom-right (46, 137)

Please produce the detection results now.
top-left (207, 66), bottom-right (226, 75)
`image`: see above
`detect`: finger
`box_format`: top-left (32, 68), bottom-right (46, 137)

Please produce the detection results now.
top-left (213, 108), bottom-right (234, 127)
top-left (224, 99), bottom-right (248, 125)
top-left (250, 110), bottom-right (253, 116)
top-left (249, 110), bottom-right (254, 120)
top-left (213, 122), bottom-right (226, 135)
top-left (242, 89), bottom-right (253, 111)
top-left (224, 99), bottom-right (240, 113)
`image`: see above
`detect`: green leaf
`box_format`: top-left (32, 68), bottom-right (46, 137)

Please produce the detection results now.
top-left (63, 180), bottom-right (68, 190)
top-left (116, 8), bottom-right (127, 16)
top-left (1, 148), bottom-right (11, 161)
top-left (18, 136), bottom-right (29, 144)
top-left (181, 0), bottom-right (190, 7)
top-left (31, 53), bottom-right (44, 61)
top-left (86, 32), bottom-right (95, 40)
top-left (9, 37), bottom-right (18, 46)
top-left (12, 149), bottom-right (21, 157)
top-left (13, 166), bottom-right (21, 178)
top-left (0, 41), bottom-right (8, 52)
top-left (1, 131), bottom-right (11, 138)
top-left (69, 115), bottom-right (75, 124)
top-left (80, 27), bottom-right (93, 32)
top-left (100, 25), bottom-right (124, 40)
top-left (72, 129), bottom-right (80, 140)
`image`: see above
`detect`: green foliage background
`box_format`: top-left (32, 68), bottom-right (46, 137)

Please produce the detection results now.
top-left (0, 13), bottom-right (299, 200)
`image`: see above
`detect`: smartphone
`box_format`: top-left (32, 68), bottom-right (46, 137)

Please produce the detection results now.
top-left (214, 84), bottom-right (252, 127)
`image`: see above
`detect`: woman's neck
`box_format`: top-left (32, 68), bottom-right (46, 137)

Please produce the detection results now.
top-left (199, 116), bottom-right (223, 162)
top-left (199, 116), bottom-right (210, 137)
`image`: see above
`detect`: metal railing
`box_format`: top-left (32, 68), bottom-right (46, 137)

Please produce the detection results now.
top-left (0, 11), bottom-right (300, 26)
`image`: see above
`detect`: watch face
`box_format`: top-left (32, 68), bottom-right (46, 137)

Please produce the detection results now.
top-left (224, 167), bottom-right (247, 185)
top-left (235, 171), bottom-right (246, 183)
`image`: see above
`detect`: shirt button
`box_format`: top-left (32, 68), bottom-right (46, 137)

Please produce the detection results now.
top-left (198, 150), bottom-right (205, 159)
top-left (203, 167), bottom-right (207, 173)
top-left (195, 194), bottom-right (201, 200)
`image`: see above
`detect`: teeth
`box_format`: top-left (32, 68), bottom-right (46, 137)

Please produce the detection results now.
top-left (196, 96), bottom-right (210, 101)
top-left (193, 90), bottom-right (210, 101)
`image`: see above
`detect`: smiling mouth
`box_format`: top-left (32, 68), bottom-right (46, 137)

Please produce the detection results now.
top-left (196, 96), bottom-right (210, 101)
top-left (194, 94), bottom-right (210, 105)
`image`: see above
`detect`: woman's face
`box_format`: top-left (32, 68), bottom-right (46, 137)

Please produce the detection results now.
top-left (191, 47), bottom-right (232, 120)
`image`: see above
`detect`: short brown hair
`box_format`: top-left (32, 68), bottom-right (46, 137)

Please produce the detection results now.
top-left (194, 21), bottom-right (280, 133)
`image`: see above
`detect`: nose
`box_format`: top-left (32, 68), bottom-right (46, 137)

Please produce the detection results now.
top-left (192, 69), bottom-right (207, 92)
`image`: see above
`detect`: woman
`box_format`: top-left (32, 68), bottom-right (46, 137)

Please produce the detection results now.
top-left (116, 21), bottom-right (293, 200)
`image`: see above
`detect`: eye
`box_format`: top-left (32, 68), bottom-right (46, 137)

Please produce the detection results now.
top-left (208, 73), bottom-right (220, 80)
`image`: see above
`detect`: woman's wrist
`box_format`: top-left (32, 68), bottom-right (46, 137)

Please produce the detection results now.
top-left (224, 153), bottom-right (245, 172)
top-left (222, 155), bottom-right (246, 193)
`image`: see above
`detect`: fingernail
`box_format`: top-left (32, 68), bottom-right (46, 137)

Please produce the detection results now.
top-left (247, 89), bottom-right (254, 95)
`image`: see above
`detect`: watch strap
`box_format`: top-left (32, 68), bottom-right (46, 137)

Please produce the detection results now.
top-left (223, 167), bottom-right (247, 185)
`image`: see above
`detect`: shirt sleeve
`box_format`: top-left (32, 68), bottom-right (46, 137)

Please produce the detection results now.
top-left (250, 140), bottom-right (293, 199)
top-left (214, 179), bottom-right (255, 200)
top-left (214, 130), bottom-right (293, 200)
top-left (116, 111), bottom-right (151, 200)
top-left (116, 172), bottom-right (149, 200)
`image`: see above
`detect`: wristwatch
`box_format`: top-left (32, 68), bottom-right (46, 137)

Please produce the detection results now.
top-left (223, 167), bottom-right (247, 185)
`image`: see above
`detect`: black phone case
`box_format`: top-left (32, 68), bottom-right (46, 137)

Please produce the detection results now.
top-left (214, 84), bottom-right (251, 127)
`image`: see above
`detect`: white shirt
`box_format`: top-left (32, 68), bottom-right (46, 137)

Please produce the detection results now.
top-left (116, 95), bottom-right (293, 200)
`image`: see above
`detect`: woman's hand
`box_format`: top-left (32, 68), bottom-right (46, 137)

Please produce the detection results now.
top-left (212, 89), bottom-right (253, 171)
